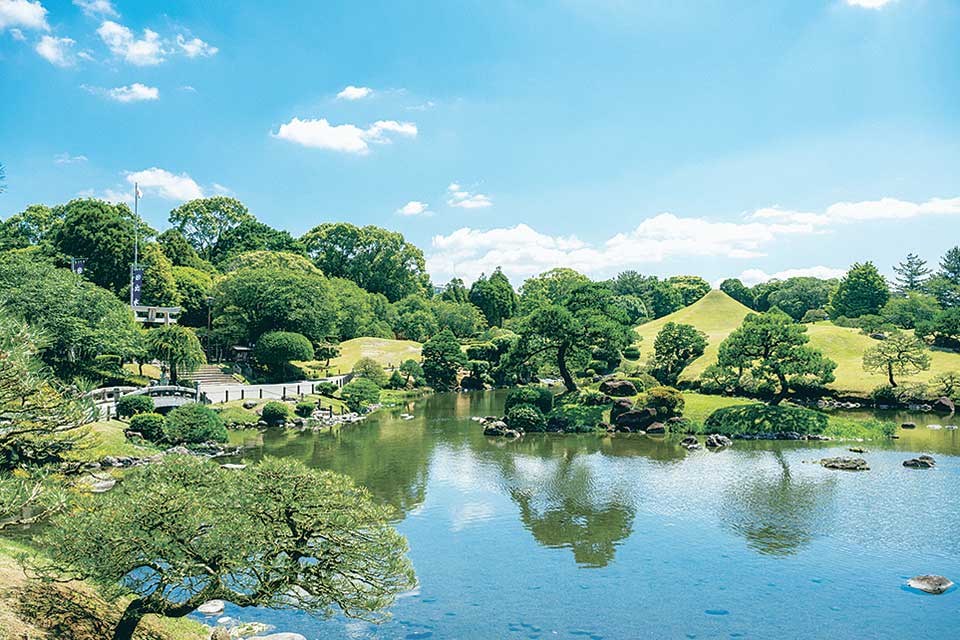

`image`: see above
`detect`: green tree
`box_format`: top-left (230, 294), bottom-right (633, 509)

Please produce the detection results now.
top-left (168, 196), bottom-right (253, 260)
top-left (666, 275), bottom-right (711, 307)
top-left (469, 268), bottom-right (518, 327)
top-left (340, 377), bottom-right (382, 412)
top-left (399, 359), bottom-right (425, 387)
top-left (393, 295), bottom-right (439, 341)
top-left (649, 322), bottom-right (708, 385)
top-left (439, 277), bottom-right (469, 303)
top-left (510, 284), bottom-right (632, 392)
top-left (829, 262), bottom-right (890, 318)
top-left (862, 330), bottom-right (930, 387)
top-left (421, 328), bottom-right (467, 391)
top-left (134, 243), bottom-right (180, 307)
top-left (145, 325), bottom-right (205, 384)
top-left (938, 246), bottom-right (960, 285)
top-left (612, 294), bottom-right (648, 325)
top-left (156, 228), bottom-right (212, 272)
top-left (718, 310), bottom-right (837, 405)
top-left (50, 198), bottom-right (141, 294)
top-left (766, 277), bottom-right (835, 321)
top-left (433, 299), bottom-right (487, 338)
top-left (213, 260), bottom-right (338, 346)
top-left (209, 218), bottom-right (305, 266)
top-left (37, 456), bottom-right (414, 640)
top-left (351, 357), bottom-right (389, 387)
top-left (892, 253), bottom-right (931, 295)
top-left (171, 266), bottom-right (213, 327)
top-left (0, 204), bottom-right (60, 251)
top-left (720, 278), bottom-right (756, 309)
top-left (301, 222), bottom-right (429, 301)
top-left (880, 292), bottom-right (940, 329)
top-left (253, 331), bottom-right (314, 380)
top-left (915, 307), bottom-right (960, 348)
top-left (328, 277), bottom-right (393, 341)
top-left (518, 268), bottom-right (591, 314)
top-left (163, 403), bottom-right (228, 444)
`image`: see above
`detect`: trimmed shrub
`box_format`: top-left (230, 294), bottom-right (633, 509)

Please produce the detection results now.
top-left (801, 309), bottom-right (828, 324)
top-left (351, 357), bottom-right (389, 387)
top-left (639, 386), bottom-right (685, 418)
top-left (116, 394), bottom-right (155, 419)
top-left (341, 378), bottom-right (381, 413)
top-left (314, 381), bottom-right (338, 397)
top-left (386, 370), bottom-right (407, 390)
top-left (704, 404), bottom-right (828, 436)
top-left (870, 385), bottom-right (899, 405)
top-left (546, 404), bottom-right (605, 433)
top-left (253, 331), bottom-right (314, 379)
top-left (295, 401), bottom-right (316, 418)
top-left (128, 412), bottom-right (166, 442)
top-left (622, 345), bottom-right (641, 360)
top-left (164, 403), bottom-right (228, 444)
top-left (579, 390), bottom-right (612, 406)
top-left (505, 403), bottom-right (546, 433)
top-left (261, 401), bottom-right (292, 424)
top-left (505, 386), bottom-right (554, 415)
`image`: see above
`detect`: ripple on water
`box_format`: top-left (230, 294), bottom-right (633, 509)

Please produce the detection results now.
top-left (705, 609), bottom-right (730, 616)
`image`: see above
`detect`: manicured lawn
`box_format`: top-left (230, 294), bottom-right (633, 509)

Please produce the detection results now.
top-left (67, 419), bottom-right (161, 462)
top-left (296, 336), bottom-right (422, 377)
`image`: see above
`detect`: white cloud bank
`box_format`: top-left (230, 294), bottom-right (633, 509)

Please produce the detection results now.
top-left (337, 85), bottom-right (372, 100)
top-left (176, 34), bottom-right (217, 58)
top-left (737, 266), bottom-right (848, 287)
top-left (126, 167), bottom-right (203, 201)
top-left (35, 34), bottom-right (75, 66)
top-left (272, 117), bottom-right (417, 154)
top-left (396, 201), bottom-right (431, 216)
top-left (97, 20), bottom-right (165, 65)
top-left (845, 0), bottom-right (896, 8)
top-left (83, 82), bottom-right (159, 102)
top-left (0, 0), bottom-right (48, 31)
top-left (73, 0), bottom-right (118, 18)
top-left (447, 183), bottom-right (492, 209)
top-left (426, 195), bottom-right (960, 284)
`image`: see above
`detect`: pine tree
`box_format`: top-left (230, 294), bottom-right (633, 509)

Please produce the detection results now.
top-left (892, 253), bottom-right (931, 295)
top-left (938, 246), bottom-right (960, 285)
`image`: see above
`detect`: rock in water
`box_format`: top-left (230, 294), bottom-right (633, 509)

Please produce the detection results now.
top-left (932, 397), bottom-right (955, 414)
top-left (705, 434), bottom-right (733, 448)
top-left (615, 408), bottom-right (657, 431)
top-left (903, 455), bottom-right (936, 468)
top-left (907, 575), bottom-right (954, 594)
top-left (901, 422), bottom-right (916, 429)
top-left (646, 422), bottom-right (667, 435)
top-left (197, 600), bottom-right (225, 615)
top-left (820, 457), bottom-right (870, 471)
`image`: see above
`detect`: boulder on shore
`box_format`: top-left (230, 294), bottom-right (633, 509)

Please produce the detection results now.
top-left (680, 436), bottom-right (700, 450)
top-left (610, 399), bottom-right (634, 423)
top-left (646, 422), bottom-right (667, 435)
top-left (614, 408), bottom-right (657, 431)
top-left (820, 457), bottom-right (869, 471)
top-left (483, 421), bottom-right (508, 437)
top-left (903, 455), bottom-right (936, 469)
top-left (599, 379), bottom-right (637, 397)
top-left (907, 575), bottom-right (954, 594)
top-left (932, 397), bottom-right (955, 414)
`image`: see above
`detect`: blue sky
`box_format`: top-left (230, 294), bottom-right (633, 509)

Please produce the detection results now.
top-left (1, 0), bottom-right (958, 287)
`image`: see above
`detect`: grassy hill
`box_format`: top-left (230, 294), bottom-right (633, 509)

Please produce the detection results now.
top-left (319, 337), bottom-right (422, 375)
top-left (631, 290), bottom-right (960, 395)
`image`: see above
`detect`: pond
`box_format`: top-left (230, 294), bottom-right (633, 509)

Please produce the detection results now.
top-left (211, 390), bottom-right (960, 639)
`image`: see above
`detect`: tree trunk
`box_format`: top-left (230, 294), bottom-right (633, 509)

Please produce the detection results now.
top-left (770, 373), bottom-right (788, 405)
top-left (113, 599), bottom-right (145, 640)
top-left (170, 363), bottom-right (178, 385)
top-left (888, 364), bottom-right (897, 387)
top-left (557, 345), bottom-right (577, 393)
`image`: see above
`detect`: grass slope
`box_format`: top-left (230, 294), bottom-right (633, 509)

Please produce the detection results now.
top-left (633, 290), bottom-right (960, 395)
top-left (317, 337), bottom-right (422, 375)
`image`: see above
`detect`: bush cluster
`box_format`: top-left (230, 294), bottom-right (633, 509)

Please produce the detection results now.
top-left (638, 386), bottom-right (684, 418)
top-left (261, 401), bottom-right (292, 424)
top-left (295, 401), bottom-right (316, 418)
top-left (504, 386), bottom-right (554, 415)
top-left (545, 404), bottom-right (605, 433)
top-left (704, 404), bottom-right (828, 436)
top-left (505, 403), bottom-right (546, 433)
top-left (164, 403), bottom-right (228, 444)
top-left (340, 378), bottom-right (381, 413)
top-left (117, 394), bottom-right (155, 418)
top-left (128, 412), bottom-right (166, 442)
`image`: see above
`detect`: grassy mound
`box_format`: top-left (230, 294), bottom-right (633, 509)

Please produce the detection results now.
top-left (632, 290), bottom-right (960, 395)
top-left (297, 337), bottom-right (422, 377)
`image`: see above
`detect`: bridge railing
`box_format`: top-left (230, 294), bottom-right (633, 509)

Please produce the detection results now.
top-left (124, 385), bottom-right (201, 400)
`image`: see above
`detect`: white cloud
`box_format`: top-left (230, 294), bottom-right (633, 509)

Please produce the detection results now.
top-left (272, 117), bottom-right (417, 154)
top-left (54, 152), bottom-right (87, 164)
top-left (845, 0), bottom-right (896, 8)
top-left (126, 167), bottom-right (203, 201)
top-left (738, 266), bottom-right (848, 287)
top-left (9, 27), bottom-right (25, 40)
top-left (78, 186), bottom-right (133, 204)
top-left (96, 20), bottom-right (165, 65)
top-left (447, 183), bottom-right (492, 209)
top-left (35, 35), bottom-right (75, 66)
top-left (83, 82), bottom-right (159, 102)
top-left (396, 201), bottom-right (431, 216)
top-left (211, 183), bottom-right (232, 195)
top-left (336, 85), bottom-right (372, 100)
top-left (0, 0), bottom-right (48, 31)
top-left (176, 34), bottom-right (217, 58)
top-left (73, 0), bottom-right (117, 17)
top-left (179, 85), bottom-right (197, 92)
top-left (751, 196), bottom-right (960, 226)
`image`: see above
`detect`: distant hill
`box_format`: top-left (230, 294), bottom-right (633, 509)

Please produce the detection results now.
top-left (631, 290), bottom-right (960, 394)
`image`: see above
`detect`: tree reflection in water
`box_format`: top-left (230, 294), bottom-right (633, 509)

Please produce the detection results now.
top-left (721, 449), bottom-right (836, 556)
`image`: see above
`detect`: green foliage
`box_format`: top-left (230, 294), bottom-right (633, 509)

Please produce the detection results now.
top-left (639, 386), bottom-right (685, 418)
top-left (801, 309), bottom-right (829, 323)
top-left (340, 378), bottom-right (382, 412)
top-left (915, 307), bottom-right (960, 348)
top-left (622, 345), bottom-right (641, 360)
top-left (704, 404), bottom-right (829, 435)
top-left (386, 370), bottom-right (407, 390)
top-left (295, 401), bottom-right (316, 418)
top-left (210, 218), bottom-right (305, 266)
top-left (168, 196), bottom-right (254, 260)
top-left (163, 403), bottom-right (227, 444)
top-left (170, 266), bottom-right (213, 327)
top-left (399, 359), bottom-right (426, 387)
top-left (156, 228), bottom-right (211, 271)
top-left (545, 404), bottom-right (605, 433)
top-left (610, 271), bottom-right (683, 318)
top-left (213, 260), bottom-right (338, 347)
top-left (0, 203), bottom-right (59, 251)
top-left (351, 357), bottom-right (388, 387)
top-left (870, 385), bottom-right (899, 405)
top-left (421, 329), bottom-right (466, 391)
top-left (518, 268), bottom-right (591, 314)
top-left (718, 310), bottom-right (836, 404)
top-left (134, 243), bottom-right (180, 307)
top-left (505, 403), bottom-right (546, 432)
top-left (829, 262), bottom-right (890, 318)
top-left (145, 324), bottom-right (205, 384)
top-left (892, 253), bottom-right (931, 295)
top-left (128, 412), bottom-right (166, 442)
top-left (37, 456), bottom-right (415, 640)
top-left (766, 277), bottom-right (835, 321)
top-left (301, 222), bottom-right (429, 301)
top-left (433, 299), bottom-right (487, 338)
top-left (649, 322), bottom-right (708, 385)
top-left (505, 386), bottom-right (555, 415)
top-left (254, 331), bottom-right (315, 380)
top-left (862, 330), bottom-right (930, 386)
top-left (329, 277), bottom-right (394, 341)
top-left (466, 342), bottom-right (498, 362)
top-left (393, 295), bottom-right (439, 341)
top-left (261, 401), bottom-right (292, 424)
top-left (720, 278), bottom-right (755, 309)
top-left (666, 275), bottom-right (711, 307)
top-left (440, 277), bottom-right (469, 303)
top-left (881, 292), bottom-right (939, 330)
top-left (216, 406), bottom-right (259, 427)
top-left (931, 371), bottom-right (960, 397)
top-left (469, 268), bottom-right (518, 327)
top-left (116, 394), bottom-right (155, 418)
top-left (315, 381), bottom-right (338, 397)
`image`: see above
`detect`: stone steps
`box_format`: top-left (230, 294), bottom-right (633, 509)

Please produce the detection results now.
top-left (186, 365), bottom-right (237, 385)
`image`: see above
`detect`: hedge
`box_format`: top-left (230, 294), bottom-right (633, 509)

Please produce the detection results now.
top-left (506, 403), bottom-right (546, 433)
top-left (128, 413), bottom-right (166, 442)
top-left (505, 387), bottom-right (554, 415)
top-left (116, 394), bottom-right (155, 418)
top-left (704, 404), bottom-right (829, 436)
top-left (261, 401), bottom-right (292, 424)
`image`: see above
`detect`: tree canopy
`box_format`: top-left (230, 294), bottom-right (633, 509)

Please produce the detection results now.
top-left (469, 268), bottom-right (518, 327)
top-left (145, 324), bottom-right (205, 384)
top-left (168, 196), bottom-right (253, 260)
top-left (421, 328), bottom-right (467, 391)
top-left (829, 262), bottom-right (889, 319)
top-left (862, 330), bottom-right (930, 387)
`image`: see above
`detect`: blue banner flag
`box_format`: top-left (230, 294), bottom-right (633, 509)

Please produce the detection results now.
top-left (71, 258), bottom-right (85, 275)
top-left (131, 268), bottom-right (144, 306)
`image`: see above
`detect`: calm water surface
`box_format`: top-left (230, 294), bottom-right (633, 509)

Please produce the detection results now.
top-left (209, 391), bottom-right (960, 639)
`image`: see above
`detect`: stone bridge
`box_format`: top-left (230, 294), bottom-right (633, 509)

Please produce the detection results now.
top-left (86, 385), bottom-right (203, 418)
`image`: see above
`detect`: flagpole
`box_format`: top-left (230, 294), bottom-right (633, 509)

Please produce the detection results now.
top-left (131, 183), bottom-right (139, 307)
